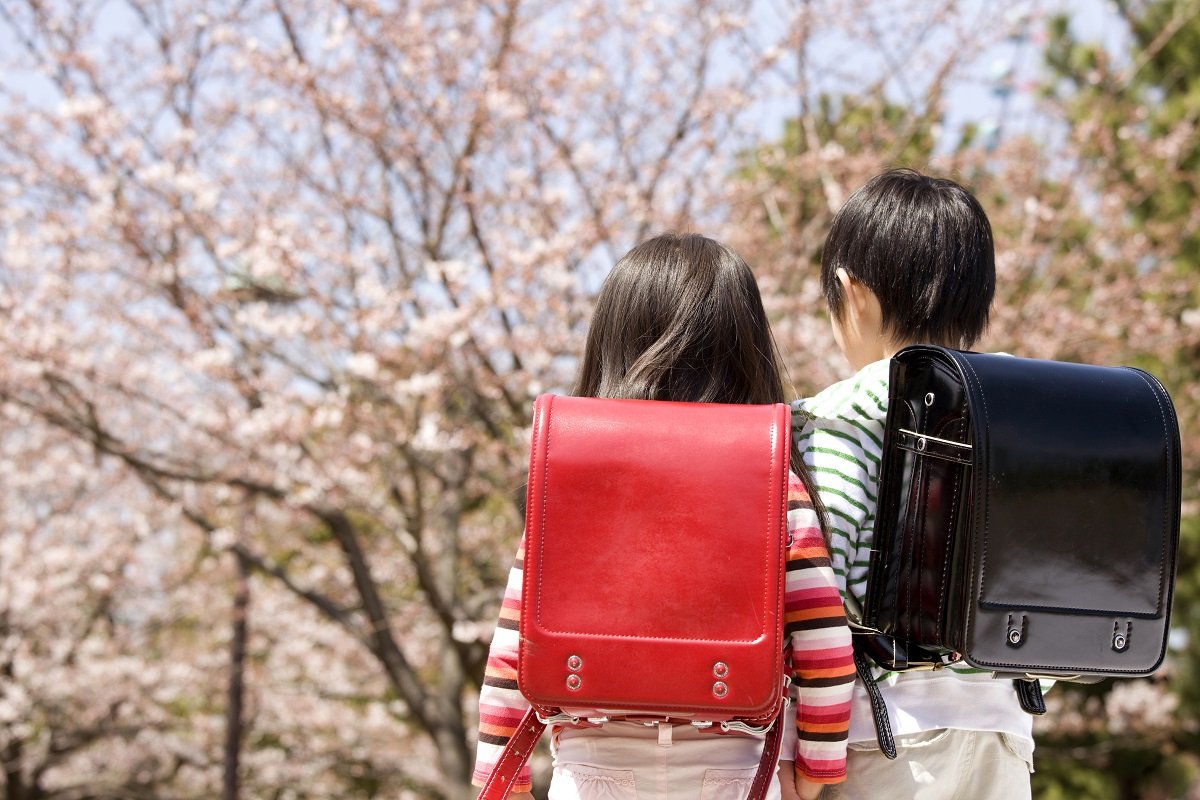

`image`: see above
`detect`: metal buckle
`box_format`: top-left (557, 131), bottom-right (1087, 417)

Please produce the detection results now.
top-left (1023, 672), bottom-right (1081, 681)
top-left (536, 711), bottom-right (580, 726)
top-left (720, 719), bottom-right (773, 735)
top-left (898, 428), bottom-right (972, 450)
top-left (540, 675), bottom-right (793, 734)
top-left (718, 675), bottom-right (790, 735)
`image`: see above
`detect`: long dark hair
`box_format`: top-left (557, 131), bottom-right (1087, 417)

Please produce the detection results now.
top-left (574, 232), bottom-right (828, 537)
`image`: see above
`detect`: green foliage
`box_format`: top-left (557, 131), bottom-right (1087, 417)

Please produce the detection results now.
top-left (1033, 689), bottom-right (1200, 798)
top-left (1033, 761), bottom-right (1121, 800)
top-left (1169, 515), bottom-right (1200, 721)
top-left (1030, 3), bottom-right (1200, 795)
top-left (1045, 0), bottom-right (1200, 263)
top-left (1040, 744), bottom-right (1200, 800)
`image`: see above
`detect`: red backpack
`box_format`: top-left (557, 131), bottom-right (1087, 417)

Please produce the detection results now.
top-left (479, 394), bottom-right (792, 800)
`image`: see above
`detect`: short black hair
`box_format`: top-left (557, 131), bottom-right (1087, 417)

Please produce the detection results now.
top-left (821, 168), bottom-right (996, 348)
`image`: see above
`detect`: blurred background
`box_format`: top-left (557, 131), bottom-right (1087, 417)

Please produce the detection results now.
top-left (0, 0), bottom-right (1196, 797)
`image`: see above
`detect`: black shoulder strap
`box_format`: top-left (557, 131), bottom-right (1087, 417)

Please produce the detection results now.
top-left (852, 648), bottom-right (896, 759)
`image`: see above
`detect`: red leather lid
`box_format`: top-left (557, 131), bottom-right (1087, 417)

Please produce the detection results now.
top-left (520, 395), bottom-right (789, 720)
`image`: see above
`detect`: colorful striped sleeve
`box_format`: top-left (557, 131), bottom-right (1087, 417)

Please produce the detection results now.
top-left (471, 537), bottom-right (535, 793)
top-left (783, 472), bottom-right (855, 784)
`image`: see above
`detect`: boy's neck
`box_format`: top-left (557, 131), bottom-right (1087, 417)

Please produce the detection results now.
top-left (850, 337), bottom-right (955, 372)
top-left (883, 339), bottom-right (921, 360)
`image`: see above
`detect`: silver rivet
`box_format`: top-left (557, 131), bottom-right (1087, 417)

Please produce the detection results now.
top-left (924, 392), bottom-right (935, 407)
top-left (1113, 634), bottom-right (1127, 651)
top-left (567, 655), bottom-right (582, 671)
top-left (712, 681), bottom-right (728, 698)
top-left (1008, 628), bottom-right (1022, 645)
top-left (915, 437), bottom-right (927, 452)
top-left (713, 661), bottom-right (729, 678)
top-left (566, 674), bottom-right (582, 691)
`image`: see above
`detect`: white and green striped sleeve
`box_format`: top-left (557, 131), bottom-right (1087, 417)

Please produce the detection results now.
top-left (790, 364), bottom-right (889, 606)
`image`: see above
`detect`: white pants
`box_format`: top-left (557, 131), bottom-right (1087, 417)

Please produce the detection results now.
top-left (823, 729), bottom-right (1033, 800)
top-left (549, 721), bottom-right (781, 800)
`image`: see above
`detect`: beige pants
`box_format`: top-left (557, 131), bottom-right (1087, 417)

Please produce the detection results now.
top-left (548, 721), bottom-right (782, 800)
top-left (823, 729), bottom-right (1033, 800)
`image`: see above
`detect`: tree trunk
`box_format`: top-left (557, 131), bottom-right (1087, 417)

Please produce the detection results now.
top-left (2, 739), bottom-right (23, 800)
top-left (431, 721), bottom-right (473, 799)
top-left (1, 650), bottom-right (23, 800)
top-left (224, 552), bottom-right (251, 800)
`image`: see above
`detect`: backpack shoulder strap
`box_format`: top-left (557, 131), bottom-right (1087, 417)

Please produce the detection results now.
top-left (477, 707), bottom-right (787, 799)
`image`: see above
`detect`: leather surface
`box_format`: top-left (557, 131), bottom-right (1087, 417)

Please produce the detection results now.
top-left (867, 346), bottom-right (1181, 678)
top-left (854, 649), bottom-right (897, 759)
top-left (748, 710), bottom-right (787, 800)
top-left (961, 353), bottom-right (1173, 617)
top-left (521, 395), bottom-right (789, 721)
top-left (476, 707), bottom-right (544, 800)
top-left (1014, 679), bottom-right (1047, 715)
top-left (866, 355), bottom-right (972, 659)
top-left (953, 350), bottom-right (1180, 675)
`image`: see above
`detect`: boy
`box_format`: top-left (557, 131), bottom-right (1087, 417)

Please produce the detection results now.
top-left (791, 169), bottom-right (1034, 799)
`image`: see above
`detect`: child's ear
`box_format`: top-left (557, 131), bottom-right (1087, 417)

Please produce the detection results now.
top-left (835, 267), bottom-right (884, 341)
top-left (835, 268), bottom-right (871, 322)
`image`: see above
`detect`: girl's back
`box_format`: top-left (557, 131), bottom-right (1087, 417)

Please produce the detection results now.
top-left (472, 233), bottom-right (854, 800)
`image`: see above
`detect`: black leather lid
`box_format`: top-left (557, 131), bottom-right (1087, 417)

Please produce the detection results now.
top-left (939, 350), bottom-right (1180, 620)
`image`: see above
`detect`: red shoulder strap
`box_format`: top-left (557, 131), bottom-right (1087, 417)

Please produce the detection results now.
top-left (476, 708), bottom-right (543, 800)
top-left (748, 709), bottom-right (785, 800)
top-left (477, 707), bottom-right (785, 800)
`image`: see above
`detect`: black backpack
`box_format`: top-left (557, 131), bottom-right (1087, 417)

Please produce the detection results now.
top-left (851, 346), bottom-right (1181, 757)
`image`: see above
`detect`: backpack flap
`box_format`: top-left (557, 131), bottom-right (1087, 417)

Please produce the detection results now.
top-left (520, 394), bottom-right (790, 723)
top-left (944, 350), bottom-right (1182, 678)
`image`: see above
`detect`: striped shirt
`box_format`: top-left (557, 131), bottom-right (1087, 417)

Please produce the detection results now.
top-left (472, 472), bottom-right (855, 791)
top-left (792, 358), bottom-right (1034, 746)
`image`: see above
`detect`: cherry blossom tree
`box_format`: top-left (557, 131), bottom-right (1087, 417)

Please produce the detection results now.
top-left (0, 0), bottom-right (796, 794)
top-left (0, 415), bottom-right (223, 798)
top-left (6, 0), bottom-right (1191, 796)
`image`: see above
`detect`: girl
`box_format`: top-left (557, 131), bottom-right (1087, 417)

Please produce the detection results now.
top-left (472, 233), bottom-right (854, 800)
